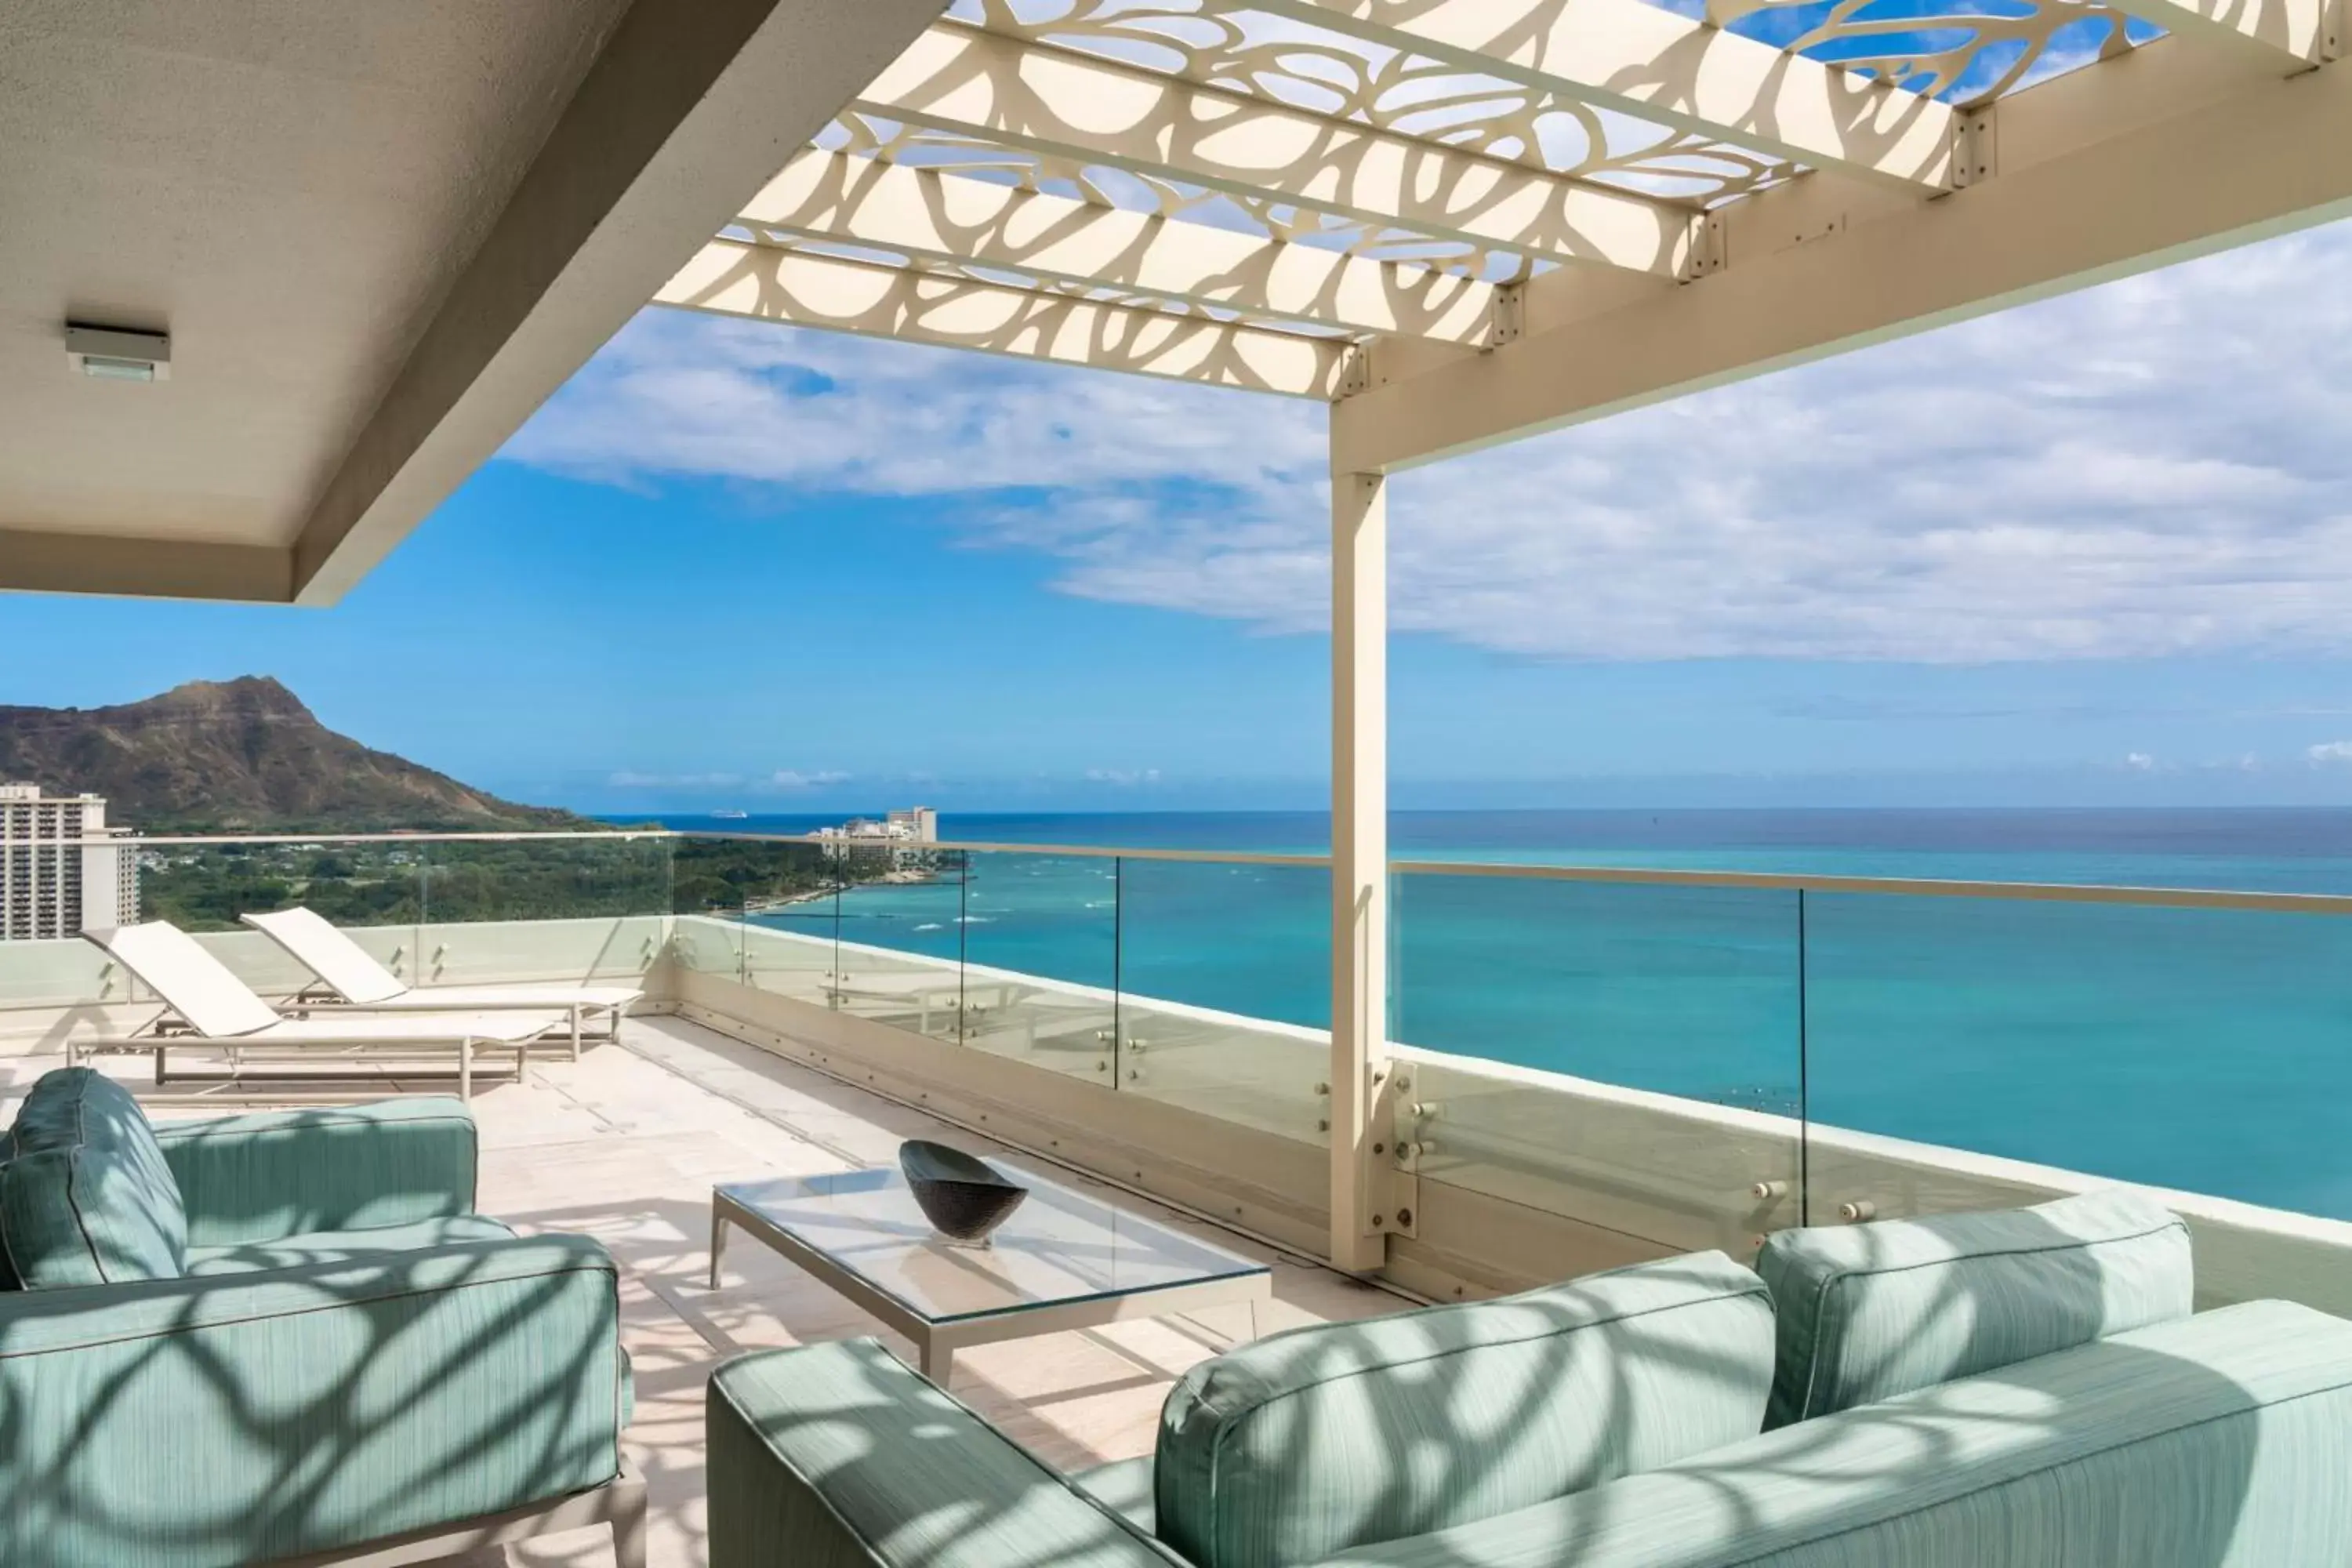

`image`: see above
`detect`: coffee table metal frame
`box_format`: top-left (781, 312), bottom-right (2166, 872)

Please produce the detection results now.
top-left (709, 1178), bottom-right (1272, 1383)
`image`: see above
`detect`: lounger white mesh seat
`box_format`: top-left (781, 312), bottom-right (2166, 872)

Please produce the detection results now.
top-left (241, 906), bottom-right (642, 1058)
top-left (80, 921), bottom-right (565, 1100)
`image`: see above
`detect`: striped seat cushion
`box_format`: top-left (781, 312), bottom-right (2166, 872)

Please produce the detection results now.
top-left (1, 1067), bottom-right (187, 1290)
top-left (1155, 1250), bottom-right (1776, 1568)
top-left (1757, 1189), bottom-right (2192, 1427)
top-left (1312, 1300), bottom-right (2352, 1568)
top-left (181, 1214), bottom-right (516, 1275)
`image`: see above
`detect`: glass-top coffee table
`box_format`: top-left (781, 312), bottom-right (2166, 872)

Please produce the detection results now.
top-left (710, 1161), bottom-right (1272, 1382)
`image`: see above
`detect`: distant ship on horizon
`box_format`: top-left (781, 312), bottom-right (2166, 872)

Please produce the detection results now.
top-left (708, 808), bottom-right (749, 819)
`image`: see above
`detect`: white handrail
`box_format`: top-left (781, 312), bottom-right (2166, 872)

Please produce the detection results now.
top-left (100, 828), bottom-right (2352, 916)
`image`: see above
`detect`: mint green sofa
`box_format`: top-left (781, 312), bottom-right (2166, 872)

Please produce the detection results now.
top-left (0, 1068), bottom-right (640, 1567)
top-left (703, 1192), bottom-right (2352, 1568)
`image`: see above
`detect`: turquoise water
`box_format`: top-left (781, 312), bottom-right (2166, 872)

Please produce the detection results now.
top-left (671, 811), bottom-right (2352, 1222)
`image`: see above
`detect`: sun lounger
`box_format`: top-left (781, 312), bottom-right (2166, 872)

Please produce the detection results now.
top-left (241, 906), bottom-right (642, 1057)
top-left (80, 921), bottom-right (565, 1100)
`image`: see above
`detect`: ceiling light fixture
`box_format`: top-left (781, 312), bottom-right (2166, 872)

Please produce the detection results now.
top-left (65, 323), bottom-right (170, 383)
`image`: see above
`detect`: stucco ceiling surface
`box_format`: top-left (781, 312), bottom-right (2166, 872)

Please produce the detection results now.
top-left (0, 1), bottom-right (630, 547)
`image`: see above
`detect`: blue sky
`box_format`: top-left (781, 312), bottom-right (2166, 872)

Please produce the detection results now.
top-left (11, 218), bottom-right (2352, 814)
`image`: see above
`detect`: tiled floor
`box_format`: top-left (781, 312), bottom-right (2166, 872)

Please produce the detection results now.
top-left (0, 1014), bottom-right (1403, 1567)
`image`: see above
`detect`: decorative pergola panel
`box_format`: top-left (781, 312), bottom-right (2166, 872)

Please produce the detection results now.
top-left (659, 0), bottom-right (2346, 434)
top-left (850, 24), bottom-right (1705, 275)
top-left (742, 150), bottom-right (1501, 343)
top-left (660, 236), bottom-right (1352, 396)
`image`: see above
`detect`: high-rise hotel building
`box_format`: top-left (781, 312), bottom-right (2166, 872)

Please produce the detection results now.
top-left (0, 784), bottom-right (138, 940)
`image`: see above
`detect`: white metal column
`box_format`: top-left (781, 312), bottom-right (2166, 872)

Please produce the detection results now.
top-left (1330, 468), bottom-right (1391, 1272)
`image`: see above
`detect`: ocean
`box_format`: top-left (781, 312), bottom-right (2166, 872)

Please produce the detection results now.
top-left (633, 809), bottom-right (2352, 1221)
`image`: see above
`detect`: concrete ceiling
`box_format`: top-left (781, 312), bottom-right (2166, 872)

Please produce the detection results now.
top-left (0, 2), bottom-right (627, 554)
top-left (0, 0), bottom-right (950, 604)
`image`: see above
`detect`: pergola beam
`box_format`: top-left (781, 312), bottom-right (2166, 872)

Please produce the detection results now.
top-left (1330, 43), bottom-right (2352, 471)
top-left (856, 22), bottom-right (1698, 278)
top-left (1249, 0), bottom-right (1955, 190)
top-left (659, 238), bottom-right (1350, 397)
top-left (2102, 0), bottom-right (2337, 70)
top-left (744, 150), bottom-right (1500, 343)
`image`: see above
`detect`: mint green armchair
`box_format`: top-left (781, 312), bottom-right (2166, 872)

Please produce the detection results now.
top-left (0, 1072), bottom-right (641, 1568)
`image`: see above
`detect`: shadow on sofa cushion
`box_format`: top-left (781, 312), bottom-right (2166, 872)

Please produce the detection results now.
top-left (710, 1339), bottom-right (1174, 1568)
top-left (182, 1214), bottom-right (516, 1276)
top-left (1758, 1189), bottom-right (2191, 1427)
top-left (1317, 1300), bottom-right (2352, 1568)
top-left (0, 1235), bottom-right (628, 1563)
top-left (1156, 1250), bottom-right (1774, 1568)
top-left (1075, 1456), bottom-right (1157, 1537)
top-left (0, 1067), bottom-right (187, 1289)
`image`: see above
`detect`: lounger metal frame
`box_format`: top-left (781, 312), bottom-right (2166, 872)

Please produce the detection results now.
top-left (77, 922), bottom-right (566, 1101)
top-left (243, 906), bottom-right (643, 1060)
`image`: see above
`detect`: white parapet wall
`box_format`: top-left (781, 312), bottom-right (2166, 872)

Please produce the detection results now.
top-left (676, 913), bottom-right (2352, 1316)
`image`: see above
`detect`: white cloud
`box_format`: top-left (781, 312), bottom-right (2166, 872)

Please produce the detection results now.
top-left (2123, 753), bottom-right (2158, 771)
top-left (505, 313), bottom-right (1320, 499)
top-left (1084, 768), bottom-right (1163, 786)
top-left (607, 770), bottom-right (742, 789)
top-left (604, 768), bottom-right (850, 789)
top-left (2307, 742), bottom-right (2352, 764)
top-left (510, 217), bottom-right (2352, 663)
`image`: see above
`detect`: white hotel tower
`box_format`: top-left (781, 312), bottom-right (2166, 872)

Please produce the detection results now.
top-left (0, 784), bottom-right (138, 940)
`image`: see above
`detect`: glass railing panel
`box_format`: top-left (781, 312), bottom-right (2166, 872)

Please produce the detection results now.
top-left (1116, 855), bottom-right (1330, 1142)
top-left (1802, 891), bottom-right (2352, 1224)
top-left (669, 909), bottom-right (747, 983)
top-left (822, 844), bottom-right (965, 1040)
top-left (0, 937), bottom-right (131, 1011)
top-left (1391, 869), bottom-right (1805, 1254)
top-left (137, 839), bottom-right (430, 994)
top-left (952, 851), bottom-right (1118, 1077)
top-left (680, 838), bottom-right (842, 1007)
top-left (419, 836), bottom-right (673, 984)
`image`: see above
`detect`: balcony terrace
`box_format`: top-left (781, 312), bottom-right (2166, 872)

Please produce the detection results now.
top-left (17, 0), bottom-right (2352, 1557)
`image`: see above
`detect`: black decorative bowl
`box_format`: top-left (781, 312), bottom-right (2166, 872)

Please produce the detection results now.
top-left (900, 1140), bottom-right (1029, 1243)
